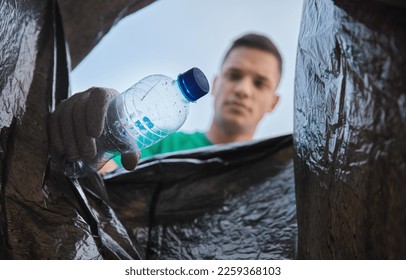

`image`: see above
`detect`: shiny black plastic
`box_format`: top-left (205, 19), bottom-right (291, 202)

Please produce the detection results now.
top-left (0, 0), bottom-right (151, 260)
top-left (295, 0), bottom-right (406, 259)
top-left (105, 135), bottom-right (296, 259)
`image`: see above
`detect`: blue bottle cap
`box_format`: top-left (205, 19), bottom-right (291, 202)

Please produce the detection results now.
top-left (177, 67), bottom-right (210, 102)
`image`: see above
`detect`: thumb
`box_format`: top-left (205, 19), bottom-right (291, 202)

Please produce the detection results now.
top-left (121, 151), bottom-right (141, 171)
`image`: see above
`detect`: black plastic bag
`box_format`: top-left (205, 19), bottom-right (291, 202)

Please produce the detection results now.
top-left (105, 135), bottom-right (297, 259)
top-left (294, 0), bottom-right (406, 259)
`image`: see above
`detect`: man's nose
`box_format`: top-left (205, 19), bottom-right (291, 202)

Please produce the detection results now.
top-left (234, 78), bottom-right (252, 98)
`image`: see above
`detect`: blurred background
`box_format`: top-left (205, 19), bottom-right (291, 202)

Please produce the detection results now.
top-left (70, 0), bottom-right (304, 140)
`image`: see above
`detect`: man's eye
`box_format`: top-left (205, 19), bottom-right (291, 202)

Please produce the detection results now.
top-left (254, 79), bottom-right (265, 89)
top-left (226, 72), bottom-right (241, 80)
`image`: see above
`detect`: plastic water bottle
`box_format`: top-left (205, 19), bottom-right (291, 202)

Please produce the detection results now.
top-left (64, 67), bottom-right (209, 178)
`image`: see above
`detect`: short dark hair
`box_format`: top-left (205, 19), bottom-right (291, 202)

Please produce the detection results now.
top-left (222, 33), bottom-right (283, 74)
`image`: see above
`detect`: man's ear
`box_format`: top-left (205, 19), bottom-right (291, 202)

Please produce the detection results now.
top-left (268, 93), bottom-right (280, 112)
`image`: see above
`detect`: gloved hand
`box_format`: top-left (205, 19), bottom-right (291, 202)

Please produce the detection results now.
top-left (48, 87), bottom-right (140, 172)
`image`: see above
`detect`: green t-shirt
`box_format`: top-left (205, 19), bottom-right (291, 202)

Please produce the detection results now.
top-left (112, 131), bottom-right (212, 167)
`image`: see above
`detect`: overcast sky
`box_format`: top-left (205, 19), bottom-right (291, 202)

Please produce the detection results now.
top-left (71, 0), bottom-right (304, 140)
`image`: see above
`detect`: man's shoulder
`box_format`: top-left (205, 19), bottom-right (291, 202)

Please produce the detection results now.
top-left (163, 131), bottom-right (210, 145)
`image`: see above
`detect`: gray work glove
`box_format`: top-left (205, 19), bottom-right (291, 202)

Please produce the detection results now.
top-left (48, 87), bottom-right (140, 172)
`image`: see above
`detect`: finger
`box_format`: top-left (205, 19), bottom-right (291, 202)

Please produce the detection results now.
top-left (86, 87), bottom-right (119, 138)
top-left (60, 95), bottom-right (80, 161)
top-left (72, 91), bottom-right (97, 161)
top-left (48, 99), bottom-right (66, 161)
top-left (121, 151), bottom-right (140, 171)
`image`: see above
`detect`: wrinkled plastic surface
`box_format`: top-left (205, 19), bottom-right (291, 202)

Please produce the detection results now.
top-left (0, 0), bottom-right (151, 259)
top-left (294, 0), bottom-right (406, 259)
top-left (1, 0), bottom-right (58, 259)
top-left (105, 135), bottom-right (297, 259)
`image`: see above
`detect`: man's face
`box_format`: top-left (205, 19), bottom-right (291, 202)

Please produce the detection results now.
top-left (212, 47), bottom-right (281, 135)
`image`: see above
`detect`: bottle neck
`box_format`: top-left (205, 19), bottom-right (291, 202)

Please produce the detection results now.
top-left (176, 79), bottom-right (193, 103)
